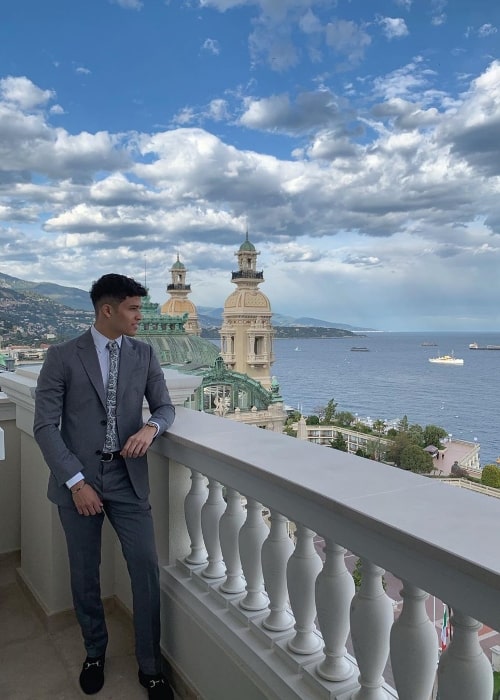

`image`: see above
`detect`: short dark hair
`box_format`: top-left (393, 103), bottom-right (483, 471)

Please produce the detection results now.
top-left (90, 274), bottom-right (147, 309)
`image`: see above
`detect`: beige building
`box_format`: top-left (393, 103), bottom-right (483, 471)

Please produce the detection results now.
top-left (161, 254), bottom-right (201, 336)
top-left (219, 233), bottom-right (274, 390)
top-left (154, 244), bottom-right (286, 432)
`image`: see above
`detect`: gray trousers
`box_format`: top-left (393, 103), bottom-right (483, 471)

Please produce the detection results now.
top-left (58, 456), bottom-right (161, 675)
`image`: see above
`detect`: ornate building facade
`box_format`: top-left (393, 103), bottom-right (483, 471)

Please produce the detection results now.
top-left (139, 240), bottom-right (286, 432)
top-left (219, 234), bottom-right (275, 391)
top-left (161, 255), bottom-right (201, 336)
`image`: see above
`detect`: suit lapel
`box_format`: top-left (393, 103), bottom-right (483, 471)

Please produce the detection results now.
top-left (117, 335), bottom-right (136, 403)
top-left (77, 329), bottom-right (106, 407)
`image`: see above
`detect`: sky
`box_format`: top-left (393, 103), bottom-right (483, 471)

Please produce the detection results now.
top-left (0, 0), bottom-right (499, 331)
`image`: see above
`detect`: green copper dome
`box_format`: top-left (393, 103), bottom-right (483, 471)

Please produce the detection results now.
top-left (172, 254), bottom-right (186, 270)
top-left (239, 232), bottom-right (255, 252)
top-left (136, 292), bottom-right (219, 368)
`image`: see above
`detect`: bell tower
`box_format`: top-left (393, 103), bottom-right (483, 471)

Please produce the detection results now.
top-left (161, 254), bottom-right (201, 335)
top-left (219, 233), bottom-right (274, 389)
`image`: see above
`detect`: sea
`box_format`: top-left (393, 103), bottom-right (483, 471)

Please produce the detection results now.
top-left (271, 331), bottom-right (500, 467)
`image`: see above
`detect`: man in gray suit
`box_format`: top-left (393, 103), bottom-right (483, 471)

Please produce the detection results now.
top-left (34, 274), bottom-right (175, 699)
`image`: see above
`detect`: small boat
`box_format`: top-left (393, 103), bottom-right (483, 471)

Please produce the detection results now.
top-left (429, 353), bottom-right (464, 365)
top-left (469, 342), bottom-right (500, 350)
top-left (351, 346), bottom-right (369, 352)
top-left (421, 341), bottom-right (438, 347)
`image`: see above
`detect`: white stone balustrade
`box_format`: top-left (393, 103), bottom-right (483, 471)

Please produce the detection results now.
top-left (261, 510), bottom-right (294, 632)
top-left (390, 581), bottom-right (438, 700)
top-left (2, 368), bottom-right (500, 700)
top-left (350, 559), bottom-right (393, 699)
top-left (184, 469), bottom-right (208, 565)
top-left (219, 487), bottom-right (246, 594)
top-left (437, 610), bottom-right (493, 700)
top-left (239, 498), bottom-right (269, 611)
top-left (200, 478), bottom-right (226, 579)
top-left (287, 524), bottom-right (323, 655)
top-left (315, 540), bottom-right (355, 682)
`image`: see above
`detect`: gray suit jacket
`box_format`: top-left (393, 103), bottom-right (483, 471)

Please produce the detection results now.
top-left (34, 329), bottom-right (175, 506)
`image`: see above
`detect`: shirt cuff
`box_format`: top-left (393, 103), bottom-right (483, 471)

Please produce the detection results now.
top-left (66, 472), bottom-right (84, 489)
top-left (145, 420), bottom-right (160, 438)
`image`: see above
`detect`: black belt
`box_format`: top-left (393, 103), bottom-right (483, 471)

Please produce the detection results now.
top-left (100, 451), bottom-right (122, 462)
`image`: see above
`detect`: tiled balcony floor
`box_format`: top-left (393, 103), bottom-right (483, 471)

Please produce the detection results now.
top-left (0, 552), bottom-right (179, 700)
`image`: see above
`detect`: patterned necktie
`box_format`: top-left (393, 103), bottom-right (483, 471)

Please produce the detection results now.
top-left (104, 340), bottom-right (119, 451)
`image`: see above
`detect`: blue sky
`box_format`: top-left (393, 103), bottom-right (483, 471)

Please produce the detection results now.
top-left (0, 0), bottom-right (499, 331)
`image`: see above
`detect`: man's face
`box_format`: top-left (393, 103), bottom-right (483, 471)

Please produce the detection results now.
top-left (106, 296), bottom-right (142, 338)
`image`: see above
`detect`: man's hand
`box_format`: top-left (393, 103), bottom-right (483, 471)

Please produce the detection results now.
top-left (120, 424), bottom-right (156, 459)
top-left (72, 482), bottom-right (103, 516)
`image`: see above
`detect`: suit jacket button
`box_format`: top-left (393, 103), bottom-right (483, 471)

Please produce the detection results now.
top-left (100, 420), bottom-right (106, 426)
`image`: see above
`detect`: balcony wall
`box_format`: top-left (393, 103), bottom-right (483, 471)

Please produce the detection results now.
top-left (1, 367), bottom-right (500, 700)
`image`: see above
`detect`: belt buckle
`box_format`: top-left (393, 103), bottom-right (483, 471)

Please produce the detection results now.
top-left (101, 452), bottom-right (114, 462)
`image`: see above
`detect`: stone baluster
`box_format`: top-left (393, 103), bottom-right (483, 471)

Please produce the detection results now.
top-left (315, 540), bottom-right (355, 681)
top-left (201, 479), bottom-right (226, 579)
top-left (184, 470), bottom-right (208, 565)
top-left (219, 488), bottom-right (246, 594)
top-left (437, 609), bottom-right (493, 700)
top-left (239, 499), bottom-right (269, 611)
top-left (390, 581), bottom-right (438, 700)
top-left (287, 525), bottom-right (323, 654)
top-left (350, 558), bottom-right (393, 700)
top-left (261, 511), bottom-right (295, 631)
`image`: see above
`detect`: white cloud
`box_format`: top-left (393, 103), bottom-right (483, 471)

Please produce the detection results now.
top-left (478, 24), bottom-right (498, 38)
top-left (109, 0), bottom-right (143, 9)
top-left (2, 55), bottom-right (500, 330)
top-left (76, 66), bottom-right (91, 75)
top-left (378, 17), bottom-right (409, 40)
top-left (207, 99), bottom-right (230, 121)
top-left (239, 90), bottom-right (344, 134)
top-left (0, 76), bottom-right (54, 110)
top-left (325, 20), bottom-right (371, 66)
top-left (394, 0), bottom-right (412, 9)
top-left (299, 9), bottom-right (322, 35)
top-left (202, 38), bottom-right (221, 55)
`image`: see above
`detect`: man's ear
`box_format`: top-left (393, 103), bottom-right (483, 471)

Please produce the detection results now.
top-left (101, 303), bottom-right (113, 318)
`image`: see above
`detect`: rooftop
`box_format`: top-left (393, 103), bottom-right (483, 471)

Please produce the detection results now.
top-left (0, 551), bottom-right (183, 700)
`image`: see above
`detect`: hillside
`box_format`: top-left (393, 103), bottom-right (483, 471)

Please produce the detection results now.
top-left (0, 286), bottom-right (94, 342)
top-left (0, 272), bottom-right (373, 344)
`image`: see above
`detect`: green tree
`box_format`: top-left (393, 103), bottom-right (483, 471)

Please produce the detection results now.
top-left (481, 464), bottom-right (500, 488)
top-left (330, 432), bottom-right (348, 452)
top-left (407, 423), bottom-right (424, 447)
top-left (423, 424), bottom-right (448, 449)
top-left (305, 415), bottom-right (320, 425)
top-left (372, 419), bottom-right (386, 460)
top-left (386, 432), bottom-right (411, 466)
top-left (335, 411), bottom-right (355, 427)
top-left (286, 410), bottom-right (302, 424)
top-left (323, 398), bottom-right (338, 424)
top-left (400, 444), bottom-right (434, 473)
top-left (398, 415), bottom-right (410, 432)
top-left (372, 419), bottom-right (386, 435)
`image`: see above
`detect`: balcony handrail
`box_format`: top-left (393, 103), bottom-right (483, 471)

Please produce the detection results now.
top-left (159, 407), bottom-right (500, 634)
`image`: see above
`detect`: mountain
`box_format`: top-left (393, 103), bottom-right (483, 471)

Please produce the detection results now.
top-left (0, 272), bottom-right (92, 311)
top-left (0, 273), bottom-right (374, 337)
top-left (197, 306), bottom-right (373, 332)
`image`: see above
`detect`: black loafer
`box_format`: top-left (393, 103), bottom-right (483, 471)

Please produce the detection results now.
top-left (138, 669), bottom-right (174, 699)
top-left (79, 654), bottom-right (105, 694)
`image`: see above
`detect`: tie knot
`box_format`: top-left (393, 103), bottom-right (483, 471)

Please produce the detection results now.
top-left (107, 340), bottom-right (118, 352)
